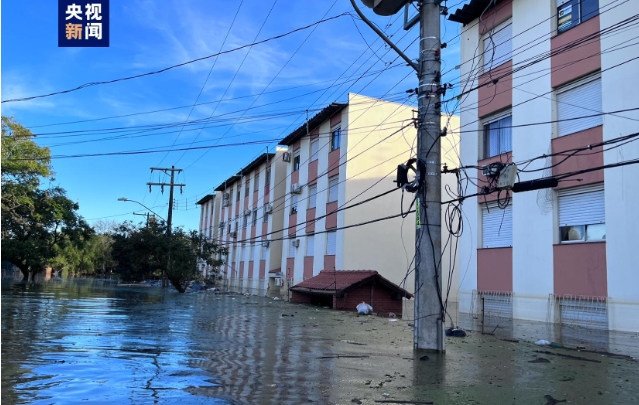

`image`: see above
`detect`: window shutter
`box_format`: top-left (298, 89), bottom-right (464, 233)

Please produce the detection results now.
top-left (558, 184), bottom-right (605, 226)
top-left (261, 244), bottom-right (267, 260)
top-left (481, 203), bottom-right (513, 248)
top-left (483, 22), bottom-right (512, 71)
top-left (251, 244), bottom-right (257, 261)
top-left (326, 231), bottom-right (337, 255)
top-left (306, 234), bottom-right (315, 256)
top-left (291, 194), bottom-right (299, 209)
top-left (289, 240), bottom-right (296, 258)
top-left (308, 185), bottom-right (317, 208)
top-left (328, 176), bottom-right (339, 202)
top-left (311, 139), bottom-right (319, 161)
top-left (557, 76), bottom-right (603, 136)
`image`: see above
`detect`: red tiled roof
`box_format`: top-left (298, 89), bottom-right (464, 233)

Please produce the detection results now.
top-left (291, 270), bottom-right (413, 298)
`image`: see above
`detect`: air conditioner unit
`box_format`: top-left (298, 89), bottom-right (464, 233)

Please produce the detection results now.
top-left (262, 240), bottom-right (270, 248)
top-left (292, 239), bottom-right (300, 248)
top-left (283, 152), bottom-right (291, 162)
top-left (230, 231), bottom-right (238, 238)
top-left (291, 183), bottom-right (302, 194)
top-left (290, 206), bottom-right (298, 215)
top-left (244, 209), bottom-right (252, 216)
top-left (223, 192), bottom-right (230, 200)
top-left (264, 204), bottom-right (273, 214)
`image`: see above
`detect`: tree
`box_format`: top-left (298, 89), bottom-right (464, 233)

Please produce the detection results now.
top-left (1, 117), bottom-right (92, 280)
top-left (111, 221), bottom-right (226, 292)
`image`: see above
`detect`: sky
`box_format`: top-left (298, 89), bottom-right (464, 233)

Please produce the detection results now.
top-left (1, 0), bottom-right (462, 231)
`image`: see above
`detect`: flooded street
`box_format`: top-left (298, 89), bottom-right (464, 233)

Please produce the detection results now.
top-left (2, 279), bottom-right (639, 405)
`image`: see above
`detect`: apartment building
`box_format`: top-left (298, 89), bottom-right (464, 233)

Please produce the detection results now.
top-left (449, 0), bottom-right (639, 333)
top-left (213, 151), bottom-right (288, 296)
top-left (275, 93), bottom-right (461, 307)
top-left (195, 194), bottom-right (220, 278)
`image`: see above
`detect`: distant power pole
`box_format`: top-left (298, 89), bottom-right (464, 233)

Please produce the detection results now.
top-left (147, 166), bottom-right (186, 287)
top-left (352, 0), bottom-right (444, 352)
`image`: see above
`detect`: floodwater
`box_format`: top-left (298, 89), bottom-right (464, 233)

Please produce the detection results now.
top-left (2, 279), bottom-right (639, 405)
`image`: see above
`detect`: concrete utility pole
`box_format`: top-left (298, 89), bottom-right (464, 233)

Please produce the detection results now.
top-left (148, 166), bottom-right (186, 287)
top-left (352, 0), bottom-right (444, 352)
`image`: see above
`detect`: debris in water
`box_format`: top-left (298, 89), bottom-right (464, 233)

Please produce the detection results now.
top-left (356, 302), bottom-right (373, 315)
top-left (529, 357), bottom-right (550, 363)
top-left (535, 339), bottom-right (551, 346)
top-left (445, 328), bottom-right (467, 337)
top-left (351, 399), bottom-right (363, 404)
top-left (419, 355), bottom-right (429, 361)
top-left (544, 394), bottom-right (567, 405)
top-left (389, 319), bottom-right (398, 322)
top-left (388, 312), bottom-right (397, 318)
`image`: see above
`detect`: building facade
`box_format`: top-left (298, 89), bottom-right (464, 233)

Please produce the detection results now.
top-left (276, 93), bottom-right (461, 307)
top-left (213, 151), bottom-right (288, 296)
top-left (450, 0), bottom-right (639, 333)
top-left (195, 194), bottom-right (220, 278)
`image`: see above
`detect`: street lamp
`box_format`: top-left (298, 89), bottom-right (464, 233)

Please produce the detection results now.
top-left (117, 198), bottom-right (166, 221)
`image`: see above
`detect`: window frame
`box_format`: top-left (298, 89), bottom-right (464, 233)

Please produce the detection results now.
top-left (265, 166), bottom-right (271, 186)
top-left (556, 73), bottom-right (602, 137)
top-left (308, 184), bottom-right (317, 209)
top-left (556, 0), bottom-right (599, 35)
top-left (245, 179), bottom-right (250, 197)
top-left (558, 184), bottom-right (605, 244)
top-left (326, 231), bottom-right (337, 255)
top-left (306, 234), bottom-right (315, 256)
top-left (290, 193), bottom-right (299, 215)
top-left (482, 111), bottom-right (512, 159)
top-left (330, 125), bottom-right (341, 151)
top-left (310, 138), bottom-right (320, 161)
top-left (253, 173), bottom-right (259, 192)
top-left (293, 150), bottom-right (301, 172)
top-left (328, 176), bottom-right (339, 203)
top-left (482, 19), bottom-right (512, 73)
top-left (252, 209), bottom-right (258, 227)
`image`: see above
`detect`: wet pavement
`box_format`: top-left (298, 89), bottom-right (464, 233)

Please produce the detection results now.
top-left (2, 278), bottom-right (638, 404)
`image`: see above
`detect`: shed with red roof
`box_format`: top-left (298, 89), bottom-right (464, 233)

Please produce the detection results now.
top-left (289, 270), bottom-right (412, 317)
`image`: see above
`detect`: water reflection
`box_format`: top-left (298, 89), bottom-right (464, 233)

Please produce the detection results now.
top-left (1, 278), bottom-right (335, 404)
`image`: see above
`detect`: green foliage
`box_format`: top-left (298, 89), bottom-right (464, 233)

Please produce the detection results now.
top-left (111, 221), bottom-right (226, 292)
top-left (1, 117), bottom-right (92, 280)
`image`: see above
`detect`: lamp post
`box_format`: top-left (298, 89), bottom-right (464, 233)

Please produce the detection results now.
top-left (117, 198), bottom-right (166, 221)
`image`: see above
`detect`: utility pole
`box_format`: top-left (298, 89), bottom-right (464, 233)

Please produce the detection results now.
top-left (352, 0), bottom-right (444, 352)
top-left (147, 166), bottom-right (186, 288)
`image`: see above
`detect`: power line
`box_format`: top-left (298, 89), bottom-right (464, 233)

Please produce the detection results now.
top-left (1, 13), bottom-right (353, 104)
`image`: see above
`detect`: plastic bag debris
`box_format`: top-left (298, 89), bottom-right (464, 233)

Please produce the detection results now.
top-left (535, 339), bottom-right (551, 346)
top-left (356, 302), bottom-right (373, 315)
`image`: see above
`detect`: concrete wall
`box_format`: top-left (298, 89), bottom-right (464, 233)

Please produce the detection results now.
top-left (600, 0), bottom-right (639, 332)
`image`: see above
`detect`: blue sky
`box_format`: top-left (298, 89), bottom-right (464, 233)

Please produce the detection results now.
top-left (2, 0), bottom-right (461, 231)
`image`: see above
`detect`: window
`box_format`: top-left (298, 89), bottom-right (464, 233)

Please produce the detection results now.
top-left (328, 176), bottom-right (339, 202)
top-left (331, 126), bottom-right (341, 151)
top-left (558, 184), bottom-right (605, 243)
top-left (291, 194), bottom-right (299, 215)
top-left (289, 238), bottom-right (297, 258)
top-left (261, 243), bottom-right (268, 260)
top-left (293, 150), bottom-right (301, 172)
top-left (483, 113), bottom-right (512, 158)
top-left (557, 0), bottom-right (599, 34)
top-left (245, 180), bottom-right (250, 197)
top-left (557, 74), bottom-right (602, 137)
top-left (306, 234), bottom-right (315, 256)
top-left (483, 20), bottom-right (512, 72)
top-left (236, 188), bottom-right (240, 202)
top-left (252, 209), bottom-right (258, 227)
top-left (263, 205), bottom-right (270, 223)
top-left (308, 184), bottom-right (317, 209)
top-left (228, 223), bottom-right (232, 234)
top-left (265, 166), bottom-right (271, 186)
top-left (481, 203), bottom-right (513, 248)
top-left (254, 173), bottom-right (259, 192)
top-left (243, 215), bottom-right (248, 229)
top-left (241, 244), bottom-right (246, 262)
top-left (310, 138), bottom-right (319, 161)
top-left (326, 231), bottom-right (337, 255)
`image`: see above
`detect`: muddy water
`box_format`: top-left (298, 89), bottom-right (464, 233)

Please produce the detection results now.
top-left (2, 279), bottom-right (638, 405)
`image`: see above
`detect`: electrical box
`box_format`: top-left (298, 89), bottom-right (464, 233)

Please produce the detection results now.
top-left (497, 164), bottom-right (518, 189)
top-left (482, 162), bottom-right (505, 178)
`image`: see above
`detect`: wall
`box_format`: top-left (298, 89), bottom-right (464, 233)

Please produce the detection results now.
top-left (510, 0), bottom-right (555, 322)
top-left (600, 0), bottom-right (639, 332)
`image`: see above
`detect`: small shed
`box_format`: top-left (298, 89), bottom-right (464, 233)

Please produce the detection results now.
top-left (290, 270), bottom-right (413, 317)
